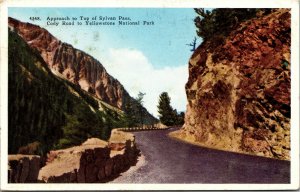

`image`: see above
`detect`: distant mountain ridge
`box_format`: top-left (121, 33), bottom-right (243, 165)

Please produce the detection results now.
top-left (8, 17), bottom-right (156, 124)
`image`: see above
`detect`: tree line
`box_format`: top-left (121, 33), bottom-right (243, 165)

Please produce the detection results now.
top-left (194, 8), bottom-right (272, 41)
top-left (122, 91), bottom-right (185, 127)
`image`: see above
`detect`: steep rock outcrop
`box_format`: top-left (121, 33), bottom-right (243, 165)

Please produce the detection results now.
top-left (8, 17), bottom-right (156, 124)
top-left (8, 17), bottom-right (123, 108)
top-left (38, 130), bottom-right (139, 183)
top-left (172, 9), bottom-right (290, 160)
top-left (8, 155), bottom-right (41, 183)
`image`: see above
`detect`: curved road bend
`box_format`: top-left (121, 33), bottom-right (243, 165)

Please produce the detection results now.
top-left (110, 127), bottom-right (290, 183)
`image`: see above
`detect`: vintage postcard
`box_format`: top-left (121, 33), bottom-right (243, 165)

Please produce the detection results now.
top-left (0, 0), bottom-right (299, 190)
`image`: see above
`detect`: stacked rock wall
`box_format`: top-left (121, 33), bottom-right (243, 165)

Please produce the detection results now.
top-left (8, 155), bottom-right (41, 183)
top-left (38, 130), bottom-right (139, 183)
top-left (8, 131), bottom-right (140, 183)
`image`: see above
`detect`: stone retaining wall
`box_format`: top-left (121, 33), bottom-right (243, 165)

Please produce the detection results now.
top-left (8, 130), bottom-right (140, 183)
top-left (8, 155), bottom-right (40, 183)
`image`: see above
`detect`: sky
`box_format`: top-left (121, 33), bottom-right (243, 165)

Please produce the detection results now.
top-left (8, 8), bottom-right (201, 117)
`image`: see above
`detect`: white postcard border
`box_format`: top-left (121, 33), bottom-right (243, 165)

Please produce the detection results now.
top-left (1, 0), bottom-right (299, 190)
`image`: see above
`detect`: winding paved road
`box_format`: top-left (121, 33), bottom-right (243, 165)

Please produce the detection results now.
top-left (111, 128), bottom-right (290, 183)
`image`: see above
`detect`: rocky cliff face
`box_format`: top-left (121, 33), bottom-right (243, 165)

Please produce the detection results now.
top-left (172, 9), bottom-right (290, 160)
top-left (8, 18), bottom-right (153, 119)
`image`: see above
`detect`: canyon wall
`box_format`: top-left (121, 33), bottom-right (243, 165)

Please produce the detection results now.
top-left (172, 9), bottom-right (291, 160)
top-left (8, 17), bottom-right (156, 124)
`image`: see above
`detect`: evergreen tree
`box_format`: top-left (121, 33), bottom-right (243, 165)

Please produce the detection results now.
top-left (136, 92), bottom-right (146, 125)
top-left (194, 8), bottom-right (262, 41)
top-left (57, 103), bottom-right (104, 148)
top-left (157, 92), bottom-right (185, 126)
top-left (123, 99), bottom-right (138, 127)
top-left (194, 8), bottom-right (216, 40)
top-left (175, 111), bottom-right (185, 126)
top-left (157, 92), bottom-right (177, 126)
top-left (136, 92), bottom-right (145, 105)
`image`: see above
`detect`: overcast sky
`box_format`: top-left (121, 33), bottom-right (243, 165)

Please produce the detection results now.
top-left (9, 8), bottom-right (201, 117)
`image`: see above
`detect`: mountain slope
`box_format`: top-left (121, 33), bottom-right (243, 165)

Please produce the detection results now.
top-left (8, 29), bottom-right (127, 155)
top-left (171, 9), bottom-right (291, 160)
top-left (8, 17), bottom-right (157, 124)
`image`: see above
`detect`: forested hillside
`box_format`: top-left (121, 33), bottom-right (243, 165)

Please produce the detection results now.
top-left (8, 30), bottom-right (126, 155)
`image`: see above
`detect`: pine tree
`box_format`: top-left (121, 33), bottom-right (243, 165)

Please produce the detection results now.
top-left (123, 99), bottom-right (138, 127)
top-left (194, 8), bottom-right (261, 41)
top-left (157, 92), bottom-right (177, 126)
top-left (136, 92), bottom-right (146, 125)
top-left (176, 111), bottom-right (185, 126)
